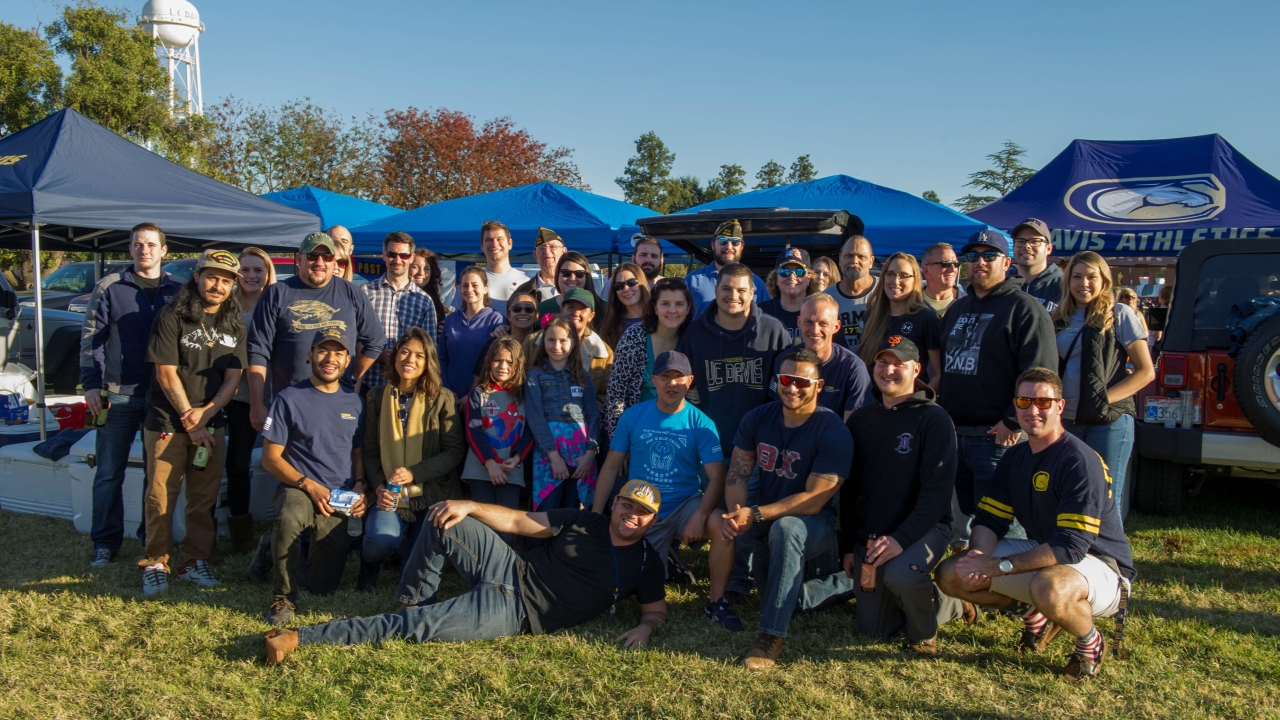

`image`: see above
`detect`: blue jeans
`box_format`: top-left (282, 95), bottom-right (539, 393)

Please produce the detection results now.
top-left (468, 480), bottom-right (522, 545)
top-left (953, 432), bottom-right (1025, 543)
top-left (1063, 414), bottom-right (1134, 526)
top-left (755, 512), bottom-right (837, 638)
top-left (361, 508), bottom-right (426, 565)
top-left (90, 391), bottom-right (149, 552)
top-left (300, 516), bottom-right (526, 646)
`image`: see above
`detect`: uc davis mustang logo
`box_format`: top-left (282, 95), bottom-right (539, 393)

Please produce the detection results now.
top-left (895, 433), bottom-right (913, 455)
top-left (1064, 174), bottom-right (1226, 225)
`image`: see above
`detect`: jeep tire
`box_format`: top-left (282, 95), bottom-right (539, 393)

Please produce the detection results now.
top-left (49, 351), bottom-right (80, 395)
top-left (1134, 456), bottom-right (1183, 516)
top-left (1233, 314), bottom-right (1280, 447)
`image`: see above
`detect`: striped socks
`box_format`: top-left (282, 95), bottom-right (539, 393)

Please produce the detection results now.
top-left (1075, 627), bottom-right (1103, 662)
top-left (1023, 610), bottom-right (1049, 635)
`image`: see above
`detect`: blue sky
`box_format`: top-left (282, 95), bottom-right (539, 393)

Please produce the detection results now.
top-left (8, 0), bottom-right (1280, 205)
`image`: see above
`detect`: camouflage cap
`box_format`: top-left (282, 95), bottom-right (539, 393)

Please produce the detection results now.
top-left (714, 220), bottom-right (744, 240)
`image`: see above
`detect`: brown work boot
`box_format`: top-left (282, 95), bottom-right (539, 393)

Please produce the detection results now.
top-left (740, 632), bottom-right (785, 670)
top-left (904, 636), bottom-right (938, 655)
top-left (264, 629), bottom-right (299, 666)
top-left (961, 601), bottom-right (979, 625)
top-left (1018, 621), bottom-right (1062, 653)
top-left (1063, 636), bottom-right (1107, 684)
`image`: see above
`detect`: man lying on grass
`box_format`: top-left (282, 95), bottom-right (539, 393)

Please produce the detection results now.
top-left (265, 480), bottom-right (668, 665)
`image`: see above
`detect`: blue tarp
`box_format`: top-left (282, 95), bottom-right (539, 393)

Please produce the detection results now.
top-left (261, 186), bottom-right (402, 230)
top-left (348, 182), bottom-right (659, 257)
top-left (681, 174), bottom-right (991, 256)
top-left (969, 134), bottom-right (1280, 257)
top-left (0, 109), bottom-right (319, 251)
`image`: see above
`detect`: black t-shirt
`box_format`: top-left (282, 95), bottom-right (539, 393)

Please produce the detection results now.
top-left (144, 303), bottom-right (247, 432)
top-left (887, 306), bottom-right (942, 374)
top-left (733, 402), bottom-right (853, 514)
top-left (517, 509), bottom-right (666, 635)
top-left (758, 297), bottom-right (803, 347)
top-left (134, 273), bottom-right (161, 303)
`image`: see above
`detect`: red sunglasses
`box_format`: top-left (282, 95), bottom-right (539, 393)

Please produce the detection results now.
top-left (777, 373), bottom-right (815, 390)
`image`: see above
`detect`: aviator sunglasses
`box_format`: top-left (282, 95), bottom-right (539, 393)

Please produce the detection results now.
top-left (306, 252), bottom-right (349, 269)
top-left (1014, 396), bottom-right (1061, 410)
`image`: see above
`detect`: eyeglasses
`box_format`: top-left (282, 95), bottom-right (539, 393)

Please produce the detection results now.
top-left (715, 236), bottom-right (744, 247)
top-left (1014, 396), bottom-right (1061, 410)
top-left (883, 271), bottom-right (915, 281)
top-left (926, 261), bottom-right (961, 270)
top-left (384, 251), bottom-right (413, 261)
top-left (963, 250), bottom-right (1005, 263)
top-left (559, 269), bottom-right (587, 279)
top-left (1013, 238), bottom-right (1048, 248)
top-left (537, 243), bottom-right (565, 253)
top-left (614, 278), bottom-right (641, 290)
top-left (306, 252), bottom-right (334, 263)
top-left (777, 267), bottom-right (807, 278)
top-left (509, 304), bottom-right (537, 314)
top-left (777, 373), bottom-right (816, 390)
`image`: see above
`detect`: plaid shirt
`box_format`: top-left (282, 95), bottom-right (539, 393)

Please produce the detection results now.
top-left (361, 275), bottom-right (437, 391)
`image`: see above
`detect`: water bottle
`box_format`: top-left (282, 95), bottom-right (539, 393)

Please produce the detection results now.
top-left (386, 483), bottom-right (402, 511)
top-left (347, 513), bottom-right (363, 537)
top-left (193, 445), bottom-right (209, 470)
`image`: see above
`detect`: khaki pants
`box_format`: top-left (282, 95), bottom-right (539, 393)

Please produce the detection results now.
top-left (138, 428), bottom-right (226, 570)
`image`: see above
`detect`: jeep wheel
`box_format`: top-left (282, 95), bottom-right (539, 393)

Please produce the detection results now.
top-left (1134, 457), bottom-right (1183, 516)
top-left (1233, 314), bottom-right (1280, 447)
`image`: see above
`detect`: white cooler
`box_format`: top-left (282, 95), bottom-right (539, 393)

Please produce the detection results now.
top-left (0, 440), bottom-right (76, 519)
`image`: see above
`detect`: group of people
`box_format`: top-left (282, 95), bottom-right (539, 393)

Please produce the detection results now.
top-left (79, 215), bottom-right (1149, 684)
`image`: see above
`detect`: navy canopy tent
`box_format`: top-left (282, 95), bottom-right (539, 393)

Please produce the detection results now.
top-left (261, 186), bottom-right (402, 231)
top-left (969, 134), bottom-right (1280, 258)
top-left (681, 174), bottom-right (991, 256)
top-left (348, 182), bottom-right (665, 257)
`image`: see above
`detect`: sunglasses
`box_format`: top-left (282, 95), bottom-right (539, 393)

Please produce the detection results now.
top-left (715, 236), bottom-right (744, 247)
top-left (883, 271), bottom-right (915, 281)
top-left (777, 267), bottom-right (807, 278)
top-left (384, 251), bottom-right (413, 261)
top-left (926, 261), bottom-right (961, 270)
top-left (1014, 396), bottom-right (1060, 410)
top-left (306, 252), bottom-right (334, 263)
top-left (963, 250), bottom-right (1005, 263)
top-left (615, 278), bottom-right (641, 290)
top-left (777, 373), bottom-right (816, 390)
top-left (559, 269), bottom-right (587, 279)
top-left (509, 304), bottom-right (538, 314)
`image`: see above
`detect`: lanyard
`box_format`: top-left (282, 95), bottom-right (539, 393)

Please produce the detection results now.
top-left (609, 541), bottom-right (647, 621)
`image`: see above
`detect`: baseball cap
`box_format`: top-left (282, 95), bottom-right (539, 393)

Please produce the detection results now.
top-left (299, 232), bottom-right (338, 255)
top-left (535, 227), bottom-right (563, 247)
top-left (775, 246), bottom-right (811, 271)
top-left (874, 334), bottom-right (921, 363)
top-left (193, 249), bottom-right (240, 276)
top-left (561, 287), bottom-right (595, 311)
top-left (1010, 218), bottom-right (1052, 242)
top-left (630, 232), bottom-right (656, 248)
top-left (311, 327), bottom-right (350, 353)
top-left (652, 350), bottom-right (692, 377)
top-left (617, 480), bottom-right (661, 514)
top-left (960, 229), bottom-right (1011, 257)
top-left (714, 220), bottom-right (744, 240)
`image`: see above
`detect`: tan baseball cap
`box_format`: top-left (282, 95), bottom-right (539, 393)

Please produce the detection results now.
top-left (194, 249), bottom-right (240, 276)
top-left (616, 480), bottom-right (661, 514)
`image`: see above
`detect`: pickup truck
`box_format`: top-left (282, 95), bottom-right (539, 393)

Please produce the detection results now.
top-left (0, 270), bottom-right (86, 394)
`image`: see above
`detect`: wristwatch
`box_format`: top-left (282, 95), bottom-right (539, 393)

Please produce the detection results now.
top-left (750, 505), bottom-right (765, 525)
top-left (997, 557), bottom-right (1014, 575)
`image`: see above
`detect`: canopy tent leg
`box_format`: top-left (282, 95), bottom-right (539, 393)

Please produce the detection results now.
top-left (30, 222), bottom-right (47, 441)
top-left (94, 252), bottom-right (103, 282)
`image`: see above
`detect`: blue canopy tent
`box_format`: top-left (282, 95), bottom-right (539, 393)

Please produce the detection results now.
top-left (261, 186), bottom-right (402, 230)
top-left (680, 174), bottom-right (991, 256)
top-left (348, 181), bottom-right (664, 257)
top-left (0, 108), bottom-right (319, 437)
top-left (969, 135), bottom-right (1280, 257)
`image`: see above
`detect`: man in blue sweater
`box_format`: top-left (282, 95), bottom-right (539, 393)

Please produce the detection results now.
top-left (80, 222), bottom-right (184, 566)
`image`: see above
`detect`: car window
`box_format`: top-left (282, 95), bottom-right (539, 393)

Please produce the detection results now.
top-left (41, 264), bottom-right (94, 293)
top-left (1193, 254), bottom-right (1280, 330)
top-left (162, 259), bottom-right (197, 282)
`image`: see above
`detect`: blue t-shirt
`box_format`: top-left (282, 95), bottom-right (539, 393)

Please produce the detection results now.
top-left (609, 400), bottom-right (723, 518)
top-left (768, 343), bottom-right (874, 416)
top-left (262, 380), bottom-right (366, 491)
top-left (758, 297), bottom-right (804, 347)
top-left (733, 402), bottom-right (853, 514)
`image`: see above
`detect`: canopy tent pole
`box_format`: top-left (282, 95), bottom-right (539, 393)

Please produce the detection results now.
top-left (30, 221), bottom-right (47, 441)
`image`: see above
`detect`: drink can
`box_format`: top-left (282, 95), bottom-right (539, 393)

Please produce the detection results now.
top-left (193, 445), bottom-right (209, 470)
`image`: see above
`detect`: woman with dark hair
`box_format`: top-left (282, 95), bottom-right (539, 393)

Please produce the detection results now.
top-left (411, 247), bottom-right (447, 336)
top-left (598, 262), bottom-right (651, 348)
top-left (439, 266), bottom-right (506, 400)
top-left (858, 252), bottom-right (943, 389)
top-left (603, 277), bottom-right (695, 437)
top-left (358, 326), bottom-right (465, 590)
top-left (534, 251), bottom-right (605, 318)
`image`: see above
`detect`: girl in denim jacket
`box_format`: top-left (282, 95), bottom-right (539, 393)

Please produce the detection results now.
top-left (525, 317), bottom-right (600, 510)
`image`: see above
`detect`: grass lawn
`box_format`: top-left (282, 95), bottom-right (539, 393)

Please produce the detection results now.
top-left (1, 480), bottom-right (1277, 720)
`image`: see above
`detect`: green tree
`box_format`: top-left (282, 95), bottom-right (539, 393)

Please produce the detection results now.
top-left (755, 160), bottom-right (785, 189)
top-left (0, 22), bottom-right (63, 136)
top-left (952, 140), bottom-right (1036, 213)
top-left (922, 190), bottom-right (941, 203)
top-left (616, 132), bottom-right (675, 210)
top-left (787, 154), bottom-right (816, 184)
top-left (661, 176), bottom-right (707, 214)
top-left (704, 164), bottom-right (746, 201)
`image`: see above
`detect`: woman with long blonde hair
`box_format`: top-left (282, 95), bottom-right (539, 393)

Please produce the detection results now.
top-left (1053, 251), bottom-right (1155, 523)
top-left (857, 252), bottom-right (943, 389)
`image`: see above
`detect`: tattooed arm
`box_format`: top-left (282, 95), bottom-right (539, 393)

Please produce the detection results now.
top-left (722, 447), bottom-right (756, 513)
top-left (155, 365), bottom-right (193, 415)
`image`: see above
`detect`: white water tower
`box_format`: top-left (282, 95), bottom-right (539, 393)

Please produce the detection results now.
top-left (139, 0), bottom-right (205, 117)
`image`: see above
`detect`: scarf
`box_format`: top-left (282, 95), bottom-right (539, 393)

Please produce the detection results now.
top-left (380, 384), bottom-right (428, 523)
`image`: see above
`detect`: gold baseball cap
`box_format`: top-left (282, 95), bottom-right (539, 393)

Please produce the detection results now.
top-left (617, 480), bottom-right (661, 514)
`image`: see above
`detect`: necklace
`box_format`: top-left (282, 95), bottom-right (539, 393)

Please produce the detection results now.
top-left (608, 540), bottom-right (647, 621)
top-left (199, 315), bottom-right (217, 348)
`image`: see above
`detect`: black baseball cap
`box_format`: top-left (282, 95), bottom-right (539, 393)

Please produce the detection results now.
top-left (1010, 218), bottom-right (1051, 241)
top-left (874, 335), bottom-right (920, 363)
top-left (652, 350), bottom-right (693, 377)
top-left (311, 327), bottom-right (350, 353)
top-left (960, 229), bottom-right (1011, 256)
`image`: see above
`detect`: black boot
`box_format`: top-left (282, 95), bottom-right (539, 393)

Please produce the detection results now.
top-left (356, 559), bottom-right (380, 592)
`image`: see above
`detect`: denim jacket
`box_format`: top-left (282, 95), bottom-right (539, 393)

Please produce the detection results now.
top-left (525, 363), bottom-right (600, 456)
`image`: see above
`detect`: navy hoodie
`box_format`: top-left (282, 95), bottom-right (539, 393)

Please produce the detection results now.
top-left (1020, 263), bottom-right (1065, 314)
top-left (939, 278), bottom-right (1057, 431)
top-left (681, 302), bottom-right (790, 453)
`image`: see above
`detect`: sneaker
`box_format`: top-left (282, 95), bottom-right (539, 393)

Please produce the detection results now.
top-left (1063, 636), bottom-right (1107, 683)
top-left (265, 598), bottom-right (296, 626)
top-left (90, 547), bottom-right (117, 567)
top-left (176, 560), bottom-right (222, 588)
top-left (741, 632), bottom-right (785, 670)
top-left (264, 629), bottom-right (299, 666)
top-left (704, 597), bottom-right (745, 632)
top-left (666, 550), bottom-right (696, 586)
top-left (142, 564), bottom-right (169, 597)
top-left (1019, 620), bottom-right (1062, 653)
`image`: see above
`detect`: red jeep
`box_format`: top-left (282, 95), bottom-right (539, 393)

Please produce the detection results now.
top-left (1134, 237), bottom-right (1280, 515)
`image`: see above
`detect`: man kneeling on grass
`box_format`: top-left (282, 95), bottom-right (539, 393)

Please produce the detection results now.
top-left (935, 367), bottom-right (1135, 683)
top-left (265, 480), bottom-right (668, 665)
